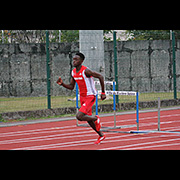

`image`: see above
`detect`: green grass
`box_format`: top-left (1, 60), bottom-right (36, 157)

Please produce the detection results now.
top-left (118, 92), bottom-right (180, 103)
top-left (0, 92), bottom-right (179, 113)
top-left (0, 96), bottom-right (76, 113)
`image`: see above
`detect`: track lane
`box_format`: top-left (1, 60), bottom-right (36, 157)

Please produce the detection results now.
top-left (0, 109), bottom-right (180, 150)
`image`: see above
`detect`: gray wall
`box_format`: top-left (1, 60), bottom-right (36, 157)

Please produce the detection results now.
top-left (79, 30), bottom-right (105, 77)
top-left (0, 43), bottom-right (79, 97)
top-left (105, 40), bottom-right (180, 92)
top-left (0, 40), bottom-right (179, 97)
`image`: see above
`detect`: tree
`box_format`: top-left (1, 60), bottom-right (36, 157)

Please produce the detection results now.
top-left (0, 30), bottom-right (80, 43)
top-left (1, 30), bottom-right (115, 43)
top-left (60, 30), bottom-right (79, 42)
top-left (125, 30), bottom-right (180, 41)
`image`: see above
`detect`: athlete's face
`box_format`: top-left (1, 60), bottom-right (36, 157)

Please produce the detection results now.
top-left (73, 55), bottom-right (83, 67)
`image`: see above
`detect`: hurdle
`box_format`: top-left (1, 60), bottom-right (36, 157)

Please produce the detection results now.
top-left (76, 81), bottom-right (115, 127)
top-left (100, 89), bottom-right (139, 132)
top-left (130, 97), bottom-right (180, 134)
top-left (76, 81), bottom-right (140, 132)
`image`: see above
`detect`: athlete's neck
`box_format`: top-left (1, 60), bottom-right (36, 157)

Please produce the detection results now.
top-left (76, 65), bottom-right (82, 73)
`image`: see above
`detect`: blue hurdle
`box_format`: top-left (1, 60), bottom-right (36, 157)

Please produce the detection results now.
top-left (76, 81), bottom-right (139, 132)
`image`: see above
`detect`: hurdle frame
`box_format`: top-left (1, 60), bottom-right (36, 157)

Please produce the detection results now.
top-left (130, 97), bottom-right (180, 135)
top-left (100, 88), bottom-right (139, 131)
top-left (76, 81), bottom-right (139, 132)
top-left (76, 81), bottom-right (115, 127)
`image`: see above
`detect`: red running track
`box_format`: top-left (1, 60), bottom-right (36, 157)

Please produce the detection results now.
top-left (0, 109), bottom-right (180, 150)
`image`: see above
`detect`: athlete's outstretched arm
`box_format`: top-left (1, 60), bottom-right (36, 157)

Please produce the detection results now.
top-left (56, 76), bottom-right (75, 90)
top-left (85, 69), bottom-right (106, 100)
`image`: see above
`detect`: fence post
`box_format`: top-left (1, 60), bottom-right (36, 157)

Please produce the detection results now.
top-left (171, 30), bottom-right (177, 99)
top-left (113, 31), bottom-right (119, 104)
top-left (136, 91), bottom-right (139, 131)
top-left (1, 30), bottom-right (4, 43)
top-left (46, 30), bottom-right (51, 109)
top-left (158, 97), bottom-right (161, 131)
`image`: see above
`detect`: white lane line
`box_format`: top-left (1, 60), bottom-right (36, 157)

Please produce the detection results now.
top-left (12, 132), bottom-right (179, 150)
top-left (124, 142), bottom-right (180, 150)
top-left (101, 137), bottom-right (180, 150)
top-left (2, 113), bottom-right (180, 137)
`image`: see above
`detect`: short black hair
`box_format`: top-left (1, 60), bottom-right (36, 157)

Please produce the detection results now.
top-left (76, 52), bottom-right (85, 60)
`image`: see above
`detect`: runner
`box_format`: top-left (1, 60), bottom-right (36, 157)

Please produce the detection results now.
top-left (56, 52), bottom-right (106, 144)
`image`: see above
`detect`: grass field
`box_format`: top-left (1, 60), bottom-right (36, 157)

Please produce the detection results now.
top-left (0, 92), bottom-right (179, 113)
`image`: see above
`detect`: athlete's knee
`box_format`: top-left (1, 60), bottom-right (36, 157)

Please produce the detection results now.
top-left (76, 111), bottom-right (84, 121)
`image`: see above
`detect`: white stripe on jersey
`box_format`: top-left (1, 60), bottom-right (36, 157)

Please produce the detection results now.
top-left (82, 69), bottom-right (97, 96)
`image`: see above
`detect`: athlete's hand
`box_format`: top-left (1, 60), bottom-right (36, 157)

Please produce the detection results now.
top-left (101, 94), bottom-right (106, 101)
top-left (56, 77), bottom-right (63, 85)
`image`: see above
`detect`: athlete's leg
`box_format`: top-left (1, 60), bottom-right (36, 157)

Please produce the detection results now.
top-left (77, 95), bottom-right (104, 137)
top-left (76, 111), bottom-right (104, 137)
top-left (86, 106), bottom-right (103, 136)
top-left (76, 111), bottom-right (97, 122)
top-left (87, 121), bottom-right (104, 137)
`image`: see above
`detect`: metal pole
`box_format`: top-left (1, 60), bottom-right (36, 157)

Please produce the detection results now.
top-left (96, 93), bottom-right (98, 115)
top-left (113, 31), bottom-right (119, 104)
top-left (2, 30), bottom-right (4, 43)
top-left (59, 30), bottom-right (61, 43)
top-left (136, 92), bottom-right (139, 131)
top-left (171, 30), bottom-right (177, 99)
top-left (46, 30), bottom-right (51, 109)
top-left (76, 83), bottom-right (79, 126)
top-left (158, 97), bottom-right (161, 131)
top-left (113, 81), bottom-right (116, 128)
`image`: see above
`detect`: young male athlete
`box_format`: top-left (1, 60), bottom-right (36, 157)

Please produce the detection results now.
top-left (56, 52), bottom-right (106, 144)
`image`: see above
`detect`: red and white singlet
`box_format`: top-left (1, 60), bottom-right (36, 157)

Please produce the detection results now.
top-left (71, 65), bottom-right (97, 97)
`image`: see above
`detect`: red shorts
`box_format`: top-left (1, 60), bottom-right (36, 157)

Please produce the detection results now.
top-left (79, 95), bottom-right (96, 116)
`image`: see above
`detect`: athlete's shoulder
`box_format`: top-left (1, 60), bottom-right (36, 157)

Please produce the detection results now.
top-left (81, 65), bottom-right (87, 70)
top-left (84, 67), bottom-right (93, 77)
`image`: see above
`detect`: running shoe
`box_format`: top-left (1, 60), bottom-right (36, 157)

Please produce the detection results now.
top-left (94, 135), bottom-right (106, 145)
top-left (95, 115), bottom-right (101, 131)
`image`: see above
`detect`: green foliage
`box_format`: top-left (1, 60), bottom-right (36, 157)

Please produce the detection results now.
top-left (3, 30), bottom-right (180, 43)
top-left (0, 30), bottom-right (80, 43)
top-left (103, 30), bottom-right (113, 41)
top-left (0, 30), bottom-right (131, 43)
top-left (60, 30), bottom-right (79, 42)
top-left (126, 30), bottom-right (180, 41)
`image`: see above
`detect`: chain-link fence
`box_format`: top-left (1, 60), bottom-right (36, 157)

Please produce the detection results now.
top-left (104, 30), bottom-right (180, 107)
top-left (0, 30), bottom-right (80, 115)
top-left (0, 30), bottom-right (179, 117)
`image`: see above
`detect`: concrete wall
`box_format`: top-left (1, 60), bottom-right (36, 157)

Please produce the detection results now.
top-left (0, 42), bottom-right (79, 97)
top-left (79, 30), bottom-right (105, 77)
top-left (0, 40), bottom-right (179, 97)
top-left (105, 40), bottom-right (180, 92)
